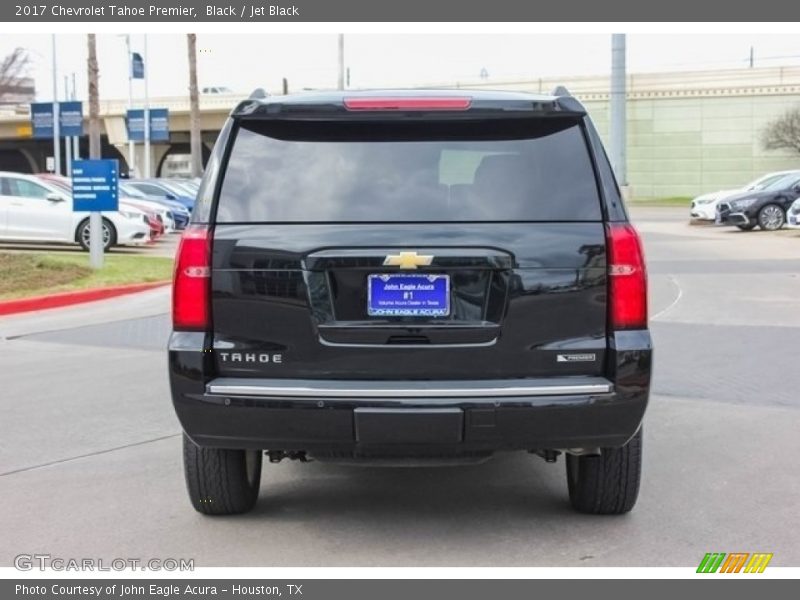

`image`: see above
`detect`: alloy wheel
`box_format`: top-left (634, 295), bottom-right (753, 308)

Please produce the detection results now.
top-left (81, 222), bottom-right (110, 248)
top-left (759, 205), bottom-right (784, 231)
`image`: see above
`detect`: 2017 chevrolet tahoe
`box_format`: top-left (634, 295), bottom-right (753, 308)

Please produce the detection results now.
top-left (168, 89), bottom-right (652, 516)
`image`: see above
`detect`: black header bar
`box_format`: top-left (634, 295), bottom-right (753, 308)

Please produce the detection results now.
top-left (1, 0), bottom-right (795, 22)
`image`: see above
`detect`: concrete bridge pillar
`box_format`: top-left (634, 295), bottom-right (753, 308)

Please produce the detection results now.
top-left (105, 114), bottom-right (170, 177)
top-left (114, 142), bottom-right (170, 178)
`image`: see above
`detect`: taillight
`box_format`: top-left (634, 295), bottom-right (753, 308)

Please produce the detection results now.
top-left (173, 224), bottom-right (211, 331)
top-left (606, 223), bottom-right (648, 330)
top-left (343, 97), bottom-right (472, 111)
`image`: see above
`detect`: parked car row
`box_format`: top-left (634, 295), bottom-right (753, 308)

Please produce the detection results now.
top-left (0, 171), bottom-right (197, 251)
top-left (690, 169), bottom-right (800, 232)
top-left (122, 178), bottom-right (199, 212)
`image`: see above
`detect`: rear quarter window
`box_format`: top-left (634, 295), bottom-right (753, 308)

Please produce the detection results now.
top-left (215, 118), bottom-right (602, 223)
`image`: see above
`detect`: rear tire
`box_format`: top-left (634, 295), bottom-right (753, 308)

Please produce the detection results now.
top-left (182, 433), bottom-right (262, 515)
top-left (736, 223), bottom-right (756, 231)
top-left (566, 428), bottom-right (642, 515)
top-left (76, 218), bottom-right (116, 252)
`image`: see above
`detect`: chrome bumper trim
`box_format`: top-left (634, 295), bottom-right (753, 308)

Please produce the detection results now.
top-left (207, 378), bottom-right (614, 398)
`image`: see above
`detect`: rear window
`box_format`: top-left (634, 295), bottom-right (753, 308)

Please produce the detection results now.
top-left (216, 119), bottom-right (601, 222)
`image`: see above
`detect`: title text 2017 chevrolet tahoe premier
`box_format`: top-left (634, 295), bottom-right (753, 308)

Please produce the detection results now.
top-left (168, 89), bottom-right (652, 516)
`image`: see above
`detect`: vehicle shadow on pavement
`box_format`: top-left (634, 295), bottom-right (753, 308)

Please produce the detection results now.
top-left (244, 452), bottom-right (573, 522)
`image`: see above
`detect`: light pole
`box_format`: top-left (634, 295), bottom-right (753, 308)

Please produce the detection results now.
top-left (126, 34), bottom-right (136, 177)
top-left (72, 72), bottom-right (79, 159)
top-left (610, 33), bottom-right (627, 189)
top-left (51, 34), bottom-right (61, 175)
top-left (64, 75), bottom-right (71, 176)
top-left (337, 34), bottom-right (345, 90)
top-left (143, 34), bottom-right (151, 178)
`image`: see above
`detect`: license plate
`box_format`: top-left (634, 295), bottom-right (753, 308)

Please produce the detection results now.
top-left (367, 274), bottom-right (450, 317)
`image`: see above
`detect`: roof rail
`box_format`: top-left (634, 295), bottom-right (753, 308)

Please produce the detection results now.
top-left (249, 88), bottom-right (268, 99)
top-left (551, 86), bottom-right (572, 97)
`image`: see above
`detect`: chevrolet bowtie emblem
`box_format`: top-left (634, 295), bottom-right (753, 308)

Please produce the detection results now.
top-left (383, 251), bottom-right (434, 270)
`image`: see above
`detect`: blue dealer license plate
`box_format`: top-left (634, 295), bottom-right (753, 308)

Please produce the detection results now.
top-left (367, 274), bottom-right (450, 317)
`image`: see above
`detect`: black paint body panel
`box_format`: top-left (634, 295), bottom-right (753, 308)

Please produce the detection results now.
top-left (209, 222), bottom-right (608, 380)
top-left (169, 90), bottom-right (651, 456)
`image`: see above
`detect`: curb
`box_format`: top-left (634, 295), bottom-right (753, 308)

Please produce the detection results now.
top-left (0, 281), bottom-right (171, 317)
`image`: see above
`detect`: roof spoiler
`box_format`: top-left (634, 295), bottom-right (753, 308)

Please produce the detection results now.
top-left (551, 86), bottom-right (584, 112)
top-left (551, 86), bottom-right (572, 97)
top-left (231, 89), bottom-right (588, 119)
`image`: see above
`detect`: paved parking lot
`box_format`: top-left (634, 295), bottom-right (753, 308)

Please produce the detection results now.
top-left (1, 207), bottom-right (798, 567)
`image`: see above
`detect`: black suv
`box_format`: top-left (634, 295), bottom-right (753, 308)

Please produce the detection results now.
top-left (169, 89), bottom-right (652, 516)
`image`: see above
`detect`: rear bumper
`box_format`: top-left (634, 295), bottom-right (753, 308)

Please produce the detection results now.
top-left (169, 330), bottom-right (652, 454)
top-left (177, 380), bottom-right (643, 452)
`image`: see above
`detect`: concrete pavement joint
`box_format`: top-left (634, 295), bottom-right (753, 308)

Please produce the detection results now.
top-left (5, 313), bottom-right (168, 341)
top-left (650, 275), bottom-right (683, 321)
top-left (0, 433), bottom-right (180, 477)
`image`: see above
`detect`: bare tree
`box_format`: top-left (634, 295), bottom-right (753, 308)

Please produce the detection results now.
top-left (762, 107), bottom-right (800, 155)
top-left (87, 34), bottom-right (101, 159)
top-left (0, 47), bottom-right (31, 100)
top-left (187, 34), bottom-right (202, 177)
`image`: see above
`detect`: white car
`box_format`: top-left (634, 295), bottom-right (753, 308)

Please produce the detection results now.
top-left (121, 196), bottom-right (177, 232)
top-left (202, 86), bottom-right (234, 94)
top-left (788, 198), bottom-right (800, 228)
top-left (690, 170), bottom-right (800, 221)
top-left (0, 171), bottom-right (150, 251)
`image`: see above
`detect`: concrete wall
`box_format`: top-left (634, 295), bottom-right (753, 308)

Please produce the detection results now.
top-left (586, 94), bottom-right (800, 199)
top-left (453, 66), bottom-right (800, 199)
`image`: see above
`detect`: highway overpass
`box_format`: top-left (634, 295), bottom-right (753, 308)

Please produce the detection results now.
top-left (0, 93), bottom-right (240, 177)
top-left (1, 65), bottom-right (799, 197)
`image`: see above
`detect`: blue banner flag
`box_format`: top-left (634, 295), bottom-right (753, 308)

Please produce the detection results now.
top-left (131, 52), bottom-right (145, 79)
top-left (30, 102), bottom-right (84, 138)
top-left (59, 101), bottom-right (84, 137)
top-left (126, 108), bottom-right (170, 142)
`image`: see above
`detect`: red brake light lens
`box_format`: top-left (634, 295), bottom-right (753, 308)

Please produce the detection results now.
top-left (343, 97), bottom-right (472, 111)
top-left (606, 223), bottom-right (648, 330)
top-left (173, 224), bottom-right (211, 331)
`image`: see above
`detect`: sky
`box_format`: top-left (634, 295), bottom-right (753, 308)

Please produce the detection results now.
top-left (2, 33), bottom-right (800, 102)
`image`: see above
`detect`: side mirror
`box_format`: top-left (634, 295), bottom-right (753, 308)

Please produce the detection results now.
top-left (46, 192), bottom-right (65, 202)
top-left (793, 184), bottom-right (800, 194)
top-left (166, 194), bottom-right (176, 200)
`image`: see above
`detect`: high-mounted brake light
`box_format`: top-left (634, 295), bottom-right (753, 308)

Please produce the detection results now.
top-left (606, 223), bottom-right (648, 330)
top-left (173, 224), bottom-right (211, 331)
top-left (343, 97), bottom-right (472, 111)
